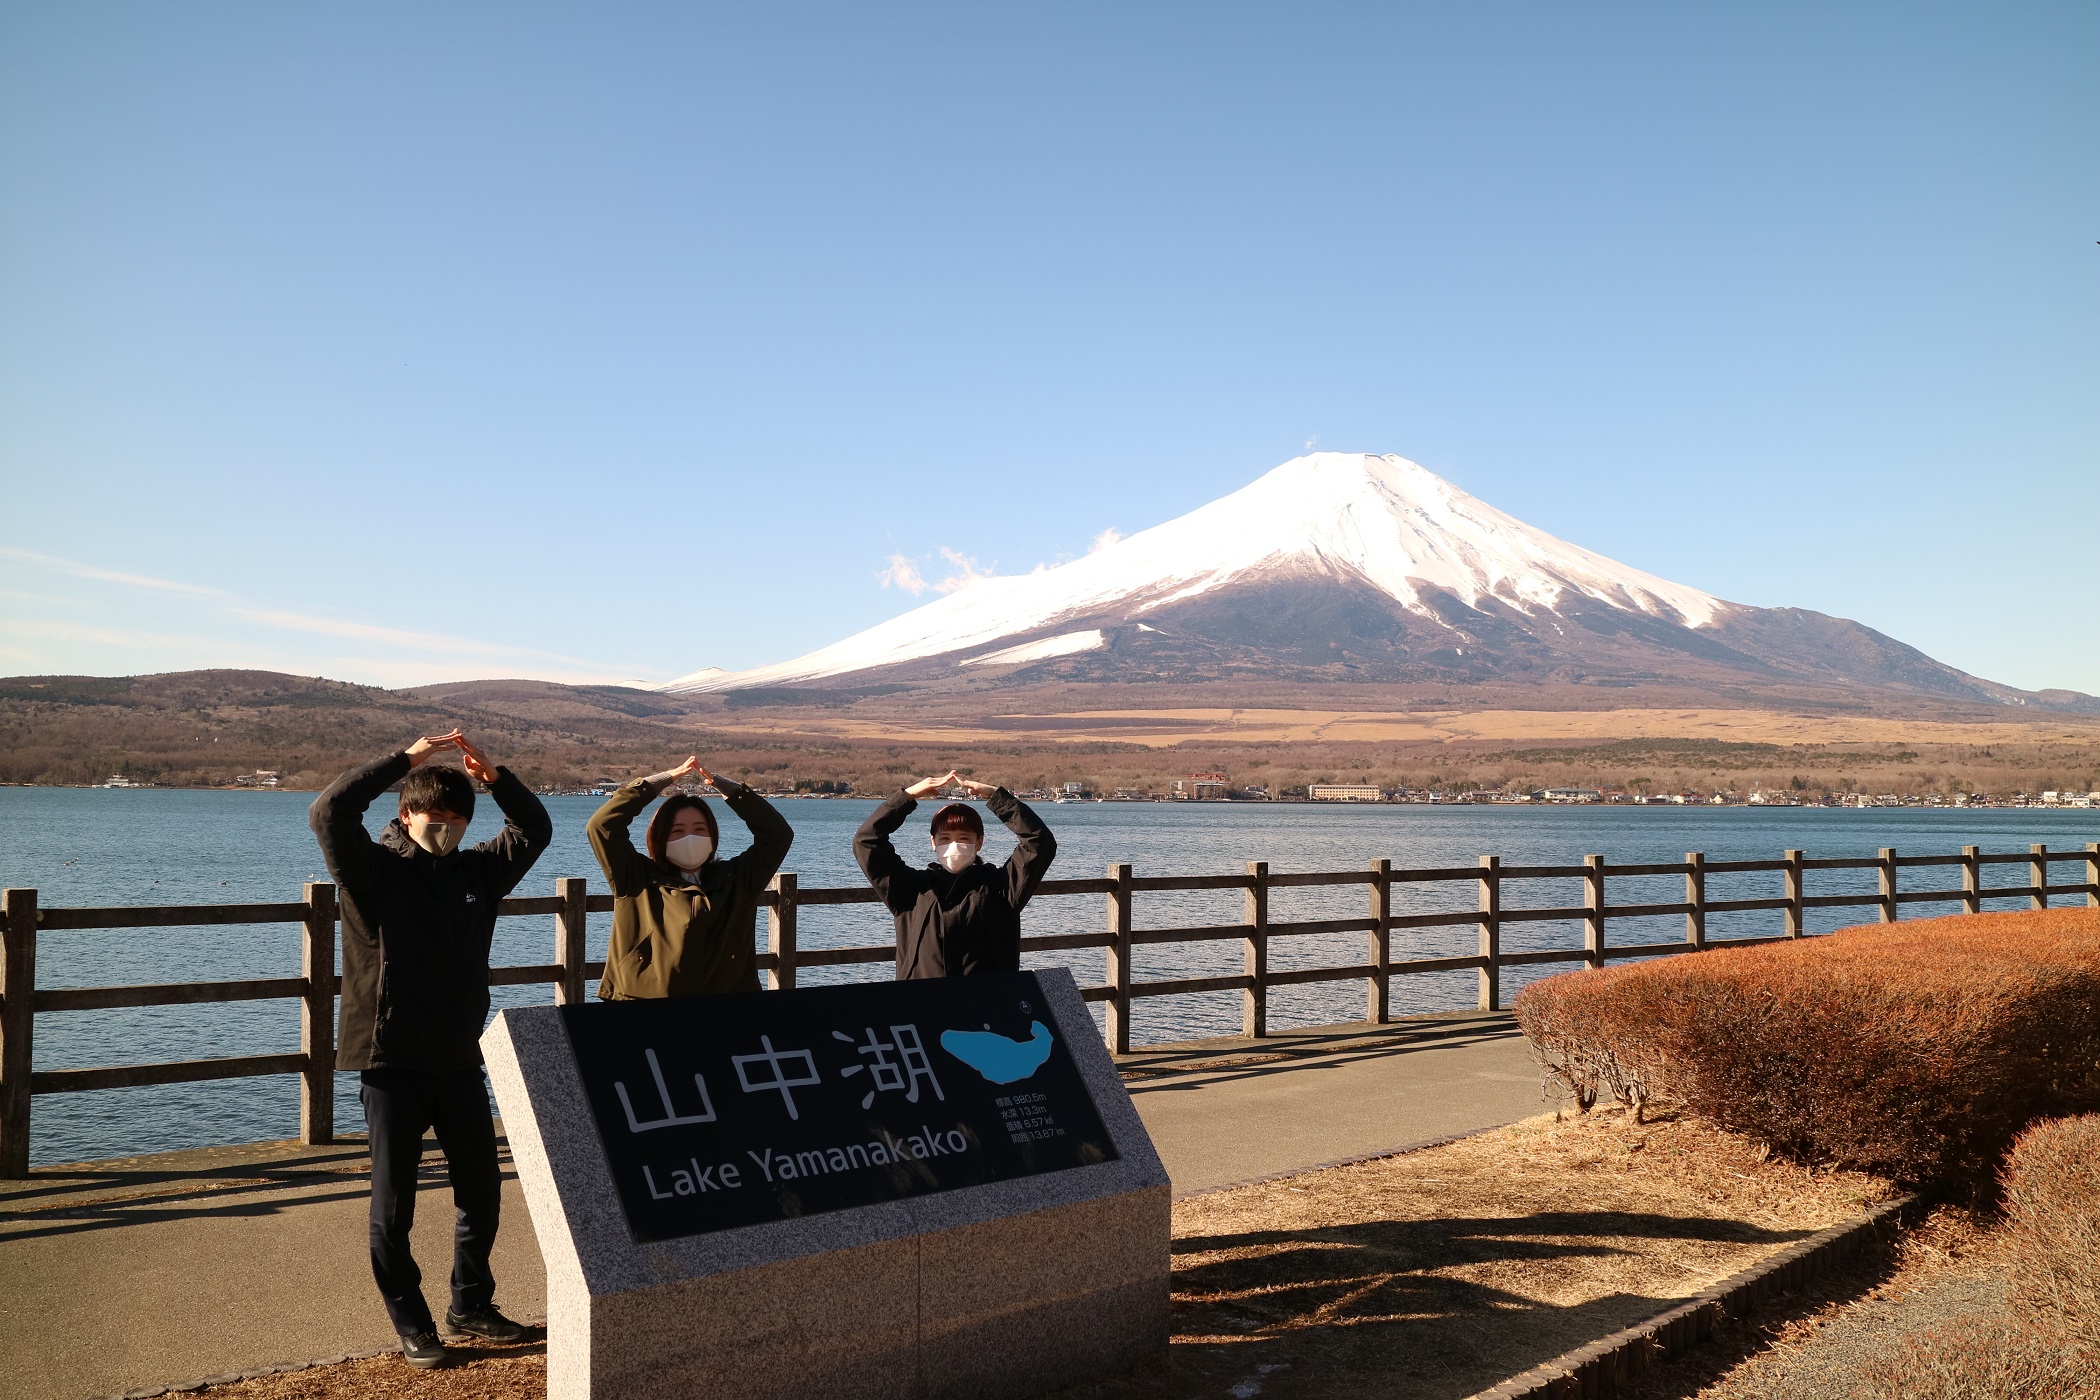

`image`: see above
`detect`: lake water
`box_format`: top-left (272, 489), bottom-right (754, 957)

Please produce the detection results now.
top-left (4, 786), bottom-right (2096, 1166)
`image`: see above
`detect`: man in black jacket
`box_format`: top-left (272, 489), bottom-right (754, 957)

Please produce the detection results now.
top-left (309, 728), bottom-right (552, 1368)
top-left (854, 769), bottom-right (1056, 978)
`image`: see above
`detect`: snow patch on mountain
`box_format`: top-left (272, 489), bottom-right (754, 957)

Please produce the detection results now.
top-left (961, 629), bottom-right (1107, 667)
top-left (661, 453), bottom-right (1726, 692)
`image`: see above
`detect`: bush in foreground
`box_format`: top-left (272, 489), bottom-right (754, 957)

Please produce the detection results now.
top-left (2001, 1113), bottom-right (2100, 1347)
top-left (1514, 909), bottom-right (2100, 1184)
top-left (1853, 1312), bottom-right (2097, 1400)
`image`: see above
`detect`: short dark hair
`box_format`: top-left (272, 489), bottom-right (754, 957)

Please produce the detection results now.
top-left (929, 802), bottom-right (984, 842)
top-left (646, 795), bottom-right (719, 864)
top-left (400, 765), bottom-right (475, 821)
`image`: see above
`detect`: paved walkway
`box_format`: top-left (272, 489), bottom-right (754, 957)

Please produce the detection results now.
top-left (0, 1010), bottom-right (1552, 1400)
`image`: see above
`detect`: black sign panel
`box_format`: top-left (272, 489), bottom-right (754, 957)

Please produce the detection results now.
top-left (560, 973), bottom-right (1119, 1243)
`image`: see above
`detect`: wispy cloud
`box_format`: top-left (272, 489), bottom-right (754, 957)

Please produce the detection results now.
top-left (0, 547), bottom-right (223, 597)
top-left (1089, 527), bottom-right (1124, 554)
top-left (0, 546), bottom-right (631, 675)
top-left (876, 553), bottom-right (930, 595)
top-left (933, 548), bottom-right (993, 593)
top-left (878, 548), bottom-right (996, 596)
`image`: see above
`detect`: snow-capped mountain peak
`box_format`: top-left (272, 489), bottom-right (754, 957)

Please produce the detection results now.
top-left (661, 453), bottom-right (1724, 692)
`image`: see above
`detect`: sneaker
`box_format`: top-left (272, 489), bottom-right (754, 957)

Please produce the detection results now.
top-left (444, 1305), bottom-right (539, 1343)
top-left (399, 1330), bottom-right (452, 1369)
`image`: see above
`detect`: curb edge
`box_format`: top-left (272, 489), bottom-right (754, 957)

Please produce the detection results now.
top-left (1462, 1192), bottom-right (1930, 1400)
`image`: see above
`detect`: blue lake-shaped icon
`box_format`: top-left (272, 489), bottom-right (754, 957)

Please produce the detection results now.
top-left (941, 1021), bottom-right (1055, 1084)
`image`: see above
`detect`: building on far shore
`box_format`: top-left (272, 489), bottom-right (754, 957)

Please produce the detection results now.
top-left (1542, 787), bottom-right (1602, 804)
top-left (1308, 783), bottom-right (1383, 802)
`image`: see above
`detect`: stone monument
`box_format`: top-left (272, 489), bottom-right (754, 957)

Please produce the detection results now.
top-left (482, 967), bottom-right (1170, 1400)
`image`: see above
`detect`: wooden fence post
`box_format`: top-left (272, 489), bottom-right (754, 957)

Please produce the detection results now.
top-left (1583, 855), bottom-right (1605, 970)
top-left (1367, 858), bottom-right (1392, 1023)
top-left (768, 873), bottom-right (798, 991)
top-left (2030, 844), bottom-right (2048, 912)
top-left (1963, 846), bottom-right (1982, 916)
top-left (1477, 856), bottom-right (1501, 1011)
top-left (1105, 863), bottom-right (1133, 1054)
top-left (554, 877), bottom-right (588, 1006)
top-left (1243, 861), bottom-right (1268, 1038)
top-left (0, 888), bottom-right (36, 1179)
top-left (1783, 850), bottom-right (1805, 938)
top-left (299, 882), bottom-right (337, 1146)
top-left (2087, 843), bottom-right (2099, 911)
top-left (1684, 852), bottom-right (1707, 948)
top-left (1878, 848), bottom-right (1898, 924)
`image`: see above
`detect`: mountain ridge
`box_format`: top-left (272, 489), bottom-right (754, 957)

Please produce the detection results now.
top-left (662, 452), bottom-right (2091, 714)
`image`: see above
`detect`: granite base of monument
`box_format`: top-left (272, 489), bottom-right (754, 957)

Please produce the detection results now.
top-left (483, 967), bottom-right (1170, 1400)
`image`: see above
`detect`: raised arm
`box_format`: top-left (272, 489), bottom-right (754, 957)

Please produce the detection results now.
top-left (308, 751), bottom-right (412, 895)
top-left (448, 735), bottom-right (552, 895)
top-left (704, 769), bottom-right (794, 894)
top-left (587, 775), bottom-right (671, 897)
top-left (854, 790), bottom-right (926, 913)
top-left (985, 786), bottom-right (1056, 910)
top-left (477, 768), bottom-right (554, 896)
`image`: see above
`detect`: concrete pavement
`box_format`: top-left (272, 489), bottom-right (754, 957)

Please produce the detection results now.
top-left (0, 1010), bottom-right (1555, 1400)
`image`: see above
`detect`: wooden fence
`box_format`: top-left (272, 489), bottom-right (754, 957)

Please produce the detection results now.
top-left (3, 841), bottom-right (2098, 1177)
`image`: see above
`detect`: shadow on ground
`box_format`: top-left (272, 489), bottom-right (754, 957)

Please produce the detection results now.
top-left (1054, 1208), bottom-right (1814, 1400)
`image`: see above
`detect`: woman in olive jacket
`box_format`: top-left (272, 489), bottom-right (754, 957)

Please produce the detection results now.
top-left (586, 756), bottom-right (793, 998)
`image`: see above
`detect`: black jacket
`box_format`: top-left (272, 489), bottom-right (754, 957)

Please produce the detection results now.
top-left (853, 788), bottom-right (1056, 979)
top-left (310, 752), bottom-right (553, 1072)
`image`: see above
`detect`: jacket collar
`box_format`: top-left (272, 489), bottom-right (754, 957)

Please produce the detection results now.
top-left (655, 857), bottom-right (719, 889)
top-left (381, 818), bottom-right (457, 866)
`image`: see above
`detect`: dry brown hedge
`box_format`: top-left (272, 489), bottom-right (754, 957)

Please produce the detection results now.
top-left (2002, 1113), bottom-right (2100, 1347)
top-left (1513, 909), bottom-right (2100, 1185)
top-left (1852, 1311), bottom-right (2098, 1400)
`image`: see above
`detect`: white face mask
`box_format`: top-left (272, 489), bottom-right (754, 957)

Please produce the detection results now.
top-left (665, 832), bottom-right (714, 871)
top-left (936, 839), bottom-right (979, 874)
top-left (407, 816), bottom-right (463, 856)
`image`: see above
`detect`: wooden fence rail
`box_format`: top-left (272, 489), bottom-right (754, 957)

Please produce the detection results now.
top-left (3, 841), bottom-right (2098, 1177)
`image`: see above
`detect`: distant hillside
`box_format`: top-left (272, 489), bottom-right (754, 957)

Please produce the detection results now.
top-left (5, 669), bottom-right (2099, 802)
top-left (0, 671), bottom-right (719, 790)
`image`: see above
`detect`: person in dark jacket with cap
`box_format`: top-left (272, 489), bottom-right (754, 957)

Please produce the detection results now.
top-left (853, 769), bottom-right (1056, 978)
top-left (586, 755), bottom-right (793, 999)
top-left (309, 729), bottom-right (552, 1369)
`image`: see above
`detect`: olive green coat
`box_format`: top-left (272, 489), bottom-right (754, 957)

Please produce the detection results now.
top-left (587, 776), bottom-right (793, 999)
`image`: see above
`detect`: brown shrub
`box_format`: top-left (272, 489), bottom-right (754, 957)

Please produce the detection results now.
top-left (1852, 1310), bottom-right (2098, 1400)
top-left (1514, 909), bottom-right (2100, 1184)
top-left (2001, 1113), bottom-right (2100, 1347)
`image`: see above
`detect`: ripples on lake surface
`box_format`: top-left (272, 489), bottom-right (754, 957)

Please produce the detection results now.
top-left (4, 786), bottom-right (2095, 1165)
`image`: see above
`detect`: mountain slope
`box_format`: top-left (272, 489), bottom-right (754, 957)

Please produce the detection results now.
top-left (661, 452), bottom-right (2087, 711)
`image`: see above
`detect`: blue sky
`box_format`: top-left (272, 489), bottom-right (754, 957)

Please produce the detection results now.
top-left (2, 3), bottom-right (2095, 693)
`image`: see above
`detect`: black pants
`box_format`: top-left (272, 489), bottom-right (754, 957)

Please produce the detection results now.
top-left (359, 1066), bottom-right (502, 1335)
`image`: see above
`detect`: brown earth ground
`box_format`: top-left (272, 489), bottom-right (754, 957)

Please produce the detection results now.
top-left (171, 1107), bottom-right (1894, 1400)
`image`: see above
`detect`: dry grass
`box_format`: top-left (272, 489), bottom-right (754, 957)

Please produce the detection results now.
top-left (182, 1109), bottom-right (1892, 1400)
top-left (1055, 1106), bottom-right (1889, 1400)
top-left (704, 703), bottom-right (2100, 751)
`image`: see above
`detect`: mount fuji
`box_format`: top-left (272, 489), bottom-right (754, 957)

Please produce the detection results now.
top-left (662, 453), bottom-right (2073, 710)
